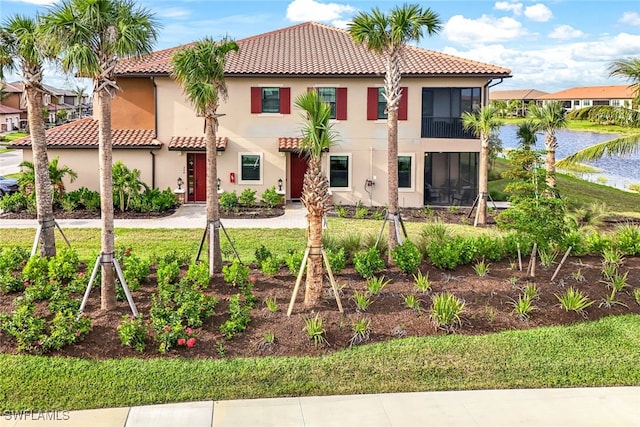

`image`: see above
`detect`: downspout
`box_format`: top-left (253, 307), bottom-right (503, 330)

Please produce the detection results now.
top-left (484, 78), bottom-right (504, 106)
top-left (149, 150), bottom-right (156, 189)
top-left (151, 76), bottom-right (158, 189)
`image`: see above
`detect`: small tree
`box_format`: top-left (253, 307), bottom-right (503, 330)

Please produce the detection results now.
top-left (527, 101), bottom-right (567, 192)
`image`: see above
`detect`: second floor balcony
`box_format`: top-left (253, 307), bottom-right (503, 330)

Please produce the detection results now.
top-left (421, 116), bottom-right (476, 139)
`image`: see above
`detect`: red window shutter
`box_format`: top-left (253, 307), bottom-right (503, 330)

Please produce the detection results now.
top-left (280, 87), bottom-right (291, 114)
top-left (250, 87), bottom-right (261, 114)
top-left (398, 87), bottom-right (408, 120)
top-left (367, 87), bottom-right (378, 120)
top-left (336, 87), bottom-right (347, 120)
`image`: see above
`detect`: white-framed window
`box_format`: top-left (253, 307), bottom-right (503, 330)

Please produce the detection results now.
top-left (611, 99), bottom-right (621, 107)
top-left (398, 153), bottom-right (415, 192)
top-left (328, 153), bottom-right (351, 190)
top-left (583, 100), bottom-right (592, 107)
top-left (238, 152), bottom-right (263, 184)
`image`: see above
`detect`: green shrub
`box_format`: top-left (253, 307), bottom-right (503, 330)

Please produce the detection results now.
top-left (325, 247), bottom-right (346, 274)
top-left (285, 250), bottom-right (304, 275)
top-left (614, 223), bottom-right (640, 256)
top-left (261, 186), bottom-right (283, 208)
top-left (22, 256), bottom-right (49, 287)
top-left (427, 236), bottom-right (474, 270)
top-left (184, 262), bottom-right (209, 289)
top-left (254, 245), bottom-right (272, 265)
top-left (222, 259), bottom-right (249, 287)
top-left (220, 294), bottom-right (251, 339)
top-left (239, 188), bottom-right (257, 206)
top-left (117, 315), bottom-right (149, 352)
top-left (0, 191), bottom-right (30, 213)
top-left (0, 302), bottom-right (45, 352)
top-left (41, 311), bottom-right (91, 352)
top-left (353, 247), bottom-right (384, 279)
top-left (47, 247), bottom-right (80, 283)
top-left (0, 246), bottom-right (29, 274)
top-left (219, 191), bottom-right (239, 210)
top-left (156, 261), bottom-right (181, 286)
top-left (261, 256), bottom-right (281, 276)
top-left (122, 253), bottom-right (151, 290)
top-left (391, 240), bottom-right (422, 274)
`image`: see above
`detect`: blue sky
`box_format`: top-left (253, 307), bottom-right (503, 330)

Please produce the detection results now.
top-left (2, 0), bottom-right (640, 94)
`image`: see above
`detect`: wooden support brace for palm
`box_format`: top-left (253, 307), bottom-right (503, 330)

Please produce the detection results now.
top-left (287, 245), bottom-right (343, 316)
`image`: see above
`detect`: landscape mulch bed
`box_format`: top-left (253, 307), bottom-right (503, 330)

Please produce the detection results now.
top-left (1, 255), bottom-right (638, 360)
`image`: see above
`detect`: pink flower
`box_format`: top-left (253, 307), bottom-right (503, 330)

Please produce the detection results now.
top-left (250, 276), bottom-right (257, 283)
top-left (186, 338), bottom-right (196, 348)
top-left (185, 327), bottom-right (193, 335)
top-left (23, 281), bottom-right (29, 288)
top-left (177, 338), bottom-right (186, 346)
top-left (163, 325), bottom-right (171, 332)
top-left (124, 249), bottom-right (131, 255)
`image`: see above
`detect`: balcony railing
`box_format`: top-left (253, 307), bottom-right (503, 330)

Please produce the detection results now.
top-left (421, 117), bottom-right (476, 139)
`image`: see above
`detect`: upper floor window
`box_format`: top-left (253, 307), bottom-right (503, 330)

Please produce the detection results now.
top-left (318, 88), bottom-right (337, 118)
top-left (251, 87), bottom-right (291, 114)
top-left (367, 87), bottom-right (408, 121)
top-left (314, 87), bottom-right (348, 120)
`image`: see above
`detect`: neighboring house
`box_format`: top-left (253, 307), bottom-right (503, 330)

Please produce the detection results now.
top-left (13, 22), bottom-right (511, 207)
top-left (489, 88), bottom-right (548, 117)
top-left (0, 81), bottom-right (27, 128)
top-left (537, 85), bottom-right (636, 111)
top-left (0, 104), bottom-right (22, 132)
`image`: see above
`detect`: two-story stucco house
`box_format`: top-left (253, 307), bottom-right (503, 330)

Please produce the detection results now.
top-left (14, 22), bottom-right (511, 208)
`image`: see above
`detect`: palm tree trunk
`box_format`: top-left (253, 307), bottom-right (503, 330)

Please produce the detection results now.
top-left (303, 160), bottom-right (328, 308)
top-left (205, 117), bottom-right (222, 274)
top-left (97, 91), bottom-right (116, 311)
top-left (545, 134), bottom-right (557, 190)
top-left (477, 140), bottom-right (489, 225)
top-left (25, 87), bottom-right (56, 257)
top-left (387, 107), bottom-right (399, 261)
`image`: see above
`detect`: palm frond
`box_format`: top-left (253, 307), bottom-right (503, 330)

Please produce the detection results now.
top-left (557, 133), bottom-right (640, 167)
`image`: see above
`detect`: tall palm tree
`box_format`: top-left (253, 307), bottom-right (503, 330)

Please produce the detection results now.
top-left (349, 4), bottom-right (441, 261)
top-left (461, 105), bottom-right (502, 226)
top-left (527, 101), bottom-right (567, 191)
top-left (558, 58), bottom-right (640, 168)
top-left (295, 90), bottom-right (337, 308)
top-left (171, 37), bottom-right (239, 275)
top-left (73, 85), bottom-right (87, 119)
top-left (0, 15), bottom-right (56, 257)
top-left (43, 0), bottom-right (159, 311)
top-left (516, 119), bottom-right (539, 149)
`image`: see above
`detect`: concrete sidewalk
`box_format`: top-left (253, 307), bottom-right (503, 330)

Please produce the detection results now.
top-left (0, 203), bottom-right (307, 230)
top-left (2, 387), bottom-right (638, 427)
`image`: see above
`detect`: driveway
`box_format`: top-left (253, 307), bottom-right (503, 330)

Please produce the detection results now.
top-left (0, 149), bottom-right (22, 175)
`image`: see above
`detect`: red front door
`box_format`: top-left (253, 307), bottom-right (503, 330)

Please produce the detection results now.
top-left (187, 153), bottom-right (207, 202)
top-left (290, 152), bottom-right (307, 200)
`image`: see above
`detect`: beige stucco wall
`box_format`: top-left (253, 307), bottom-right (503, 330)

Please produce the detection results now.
top-left (152, 75), bottom-right (489, 207)
top-left (28, 74), bottom-right (494, 207)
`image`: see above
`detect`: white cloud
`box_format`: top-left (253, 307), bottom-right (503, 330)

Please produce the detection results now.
top-left (548, 25), bottom-right (585, 40)
top-left (619, 11), bottom-right (640, 26)
top-left (524, 4), bottom-right (552, 22)
top-left (443, 14), bottom-right (528, 45)
top-left (494, 1), bottom-right (522, 15)
top-left (156, 7), bottom-right (191, 19)
top-left (286, 0), bottom-right (355, 24)
top-left (442, 32), bottom-right (640, 92)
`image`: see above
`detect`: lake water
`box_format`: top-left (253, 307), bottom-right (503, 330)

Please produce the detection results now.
top-left (499, 125), bottom-right (640, 190)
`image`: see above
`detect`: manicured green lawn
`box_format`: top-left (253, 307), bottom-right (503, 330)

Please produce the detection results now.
top-left (1, 314), bottom-right (638, 411)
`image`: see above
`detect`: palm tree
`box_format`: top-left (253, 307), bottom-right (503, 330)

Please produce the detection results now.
top-left (348, 4), bottom-right (441, 261)
top-left (527, 101), bottom-right (567, 191)
top-left (73, 85), bottom-right (87, 119)
top-left (0, 15), bottom-right (56, 257)
top-left (19, 157), bottom-right (77, 202)
top-left (170, 36), bottom-right (239, 275)
top-left (295, 90), bottom-right (337, 308)
top-left (516, 120), bottom-right (539, 149)
top-left (43, 0), bottom-right (159, 311)
top-left (461, 105), bottom-right (502, 226)
top-left (558, 58), bottom-right (640, 168)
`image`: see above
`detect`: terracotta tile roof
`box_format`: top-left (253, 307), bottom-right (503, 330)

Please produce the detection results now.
top-left (11, 118), bottom-right (160, 149)
top-left (489, 89), bottom-right (548, 101)
top-left (167, 136), bottom-right (227, 151)
top-left (0, 104), bottom-right (22, 114)
top-left (278, 137), bottom-right (302, 152)
top-left (116, 22), bottom-right (511, 78)
top-left (537, 85), bottom-right (635, 100)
